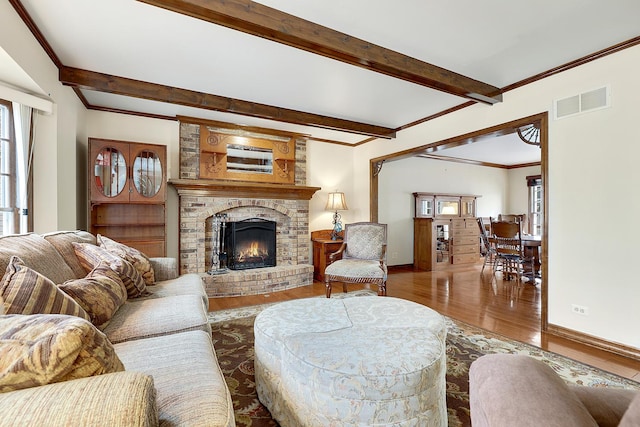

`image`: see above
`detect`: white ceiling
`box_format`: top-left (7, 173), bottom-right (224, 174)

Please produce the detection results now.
top-left (5, 0), bottom-right (640, 164)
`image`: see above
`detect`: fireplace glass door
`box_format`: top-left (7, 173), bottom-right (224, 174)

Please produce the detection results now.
top-left (225, 218), bottom-right (276, 270)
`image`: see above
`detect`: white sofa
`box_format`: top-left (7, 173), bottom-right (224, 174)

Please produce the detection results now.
top-left (0, 230), bottom-right (235, 427)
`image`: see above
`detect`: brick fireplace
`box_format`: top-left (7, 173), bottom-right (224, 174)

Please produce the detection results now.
top-left (170, 121), bottom-right (320, 297)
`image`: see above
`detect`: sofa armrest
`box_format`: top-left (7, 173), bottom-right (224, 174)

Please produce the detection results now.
top-left (0, 371), bottom-right (158, 427)
top-left (150, 257), bottom-right (179, 281)
top-left (469, 354), bottom-right (598, 427)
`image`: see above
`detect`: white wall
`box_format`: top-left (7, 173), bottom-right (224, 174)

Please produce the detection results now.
top-left (377, 157), bottom-right (509, 265)
top-left (349, 44), bottom-right (640, 349)
top-left (306, 140), bottom-right (356, 232)
top-left (506, 165), bottom-right (541, 215)
top-left (0, 1), bottom-right (87, 233)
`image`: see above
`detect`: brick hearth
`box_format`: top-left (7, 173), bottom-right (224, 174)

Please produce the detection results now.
top-left (171, 120), bottom-right (320, 297)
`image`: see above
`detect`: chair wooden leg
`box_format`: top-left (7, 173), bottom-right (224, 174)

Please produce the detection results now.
top-left (378, 282), bottom-right (387, 296)
top-left (325, 280), bottom-right (332, 298)
top-left (342, 283), bottom-right (348, 293)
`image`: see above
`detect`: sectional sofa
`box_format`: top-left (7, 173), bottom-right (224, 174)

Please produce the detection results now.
top-left (0, 230), bottom-right (235, 427)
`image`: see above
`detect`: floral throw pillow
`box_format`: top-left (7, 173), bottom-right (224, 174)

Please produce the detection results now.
top-left (72, 243), bottom-right (147, 298)
top-left (58, 262), bottom-right (128, 330)
top-left (0, 256), bottom-right (90, 321)
top-left (97, 234), bottom-right (155, 286)
top-left (0, 314), bottom-right (125, 392)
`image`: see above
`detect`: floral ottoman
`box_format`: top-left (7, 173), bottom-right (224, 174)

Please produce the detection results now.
top-left (254, 296), bottom-right (447, 426)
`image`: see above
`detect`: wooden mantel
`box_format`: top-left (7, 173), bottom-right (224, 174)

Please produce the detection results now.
top-left (169, 179), bottom-right (321, 200)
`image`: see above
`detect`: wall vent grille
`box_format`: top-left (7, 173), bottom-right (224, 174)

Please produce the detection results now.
top-left (554, 86), bottom-right (610, 120)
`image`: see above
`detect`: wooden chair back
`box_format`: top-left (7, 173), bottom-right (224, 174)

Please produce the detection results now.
top-left (490, 220), bottom-right (523, 257)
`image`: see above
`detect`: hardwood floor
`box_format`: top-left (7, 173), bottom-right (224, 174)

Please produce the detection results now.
top-left (209, 263), bottom-right (640, 382)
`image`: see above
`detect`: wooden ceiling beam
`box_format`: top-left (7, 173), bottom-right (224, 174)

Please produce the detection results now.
top-left (59, 66), bottom-right (396, 139)
top-left (137, 0), bottom-right (502, 104)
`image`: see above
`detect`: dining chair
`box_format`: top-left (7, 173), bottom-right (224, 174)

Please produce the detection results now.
top-left (498, 214), bottom-right (528, 234)
top-left (490, 220), bottom-right (526, 285)
top-left (324, 222), bottom-right (387, 297)
top-left (476, 217), bottom-right (496, 274)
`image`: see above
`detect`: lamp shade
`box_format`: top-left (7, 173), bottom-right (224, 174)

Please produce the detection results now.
top-left (325, 192), bottom-right (348, 211)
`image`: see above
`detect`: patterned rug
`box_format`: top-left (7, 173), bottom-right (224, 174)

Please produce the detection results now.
top-left (209, 292), bottom-right (639, 427)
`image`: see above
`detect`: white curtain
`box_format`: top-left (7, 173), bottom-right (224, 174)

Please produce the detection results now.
top-left (11, 102), bottom-right (34, 234)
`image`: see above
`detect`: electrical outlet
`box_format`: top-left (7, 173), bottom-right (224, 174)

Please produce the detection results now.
top-left (391, 251), bottom-right (398, 259)
top-left (571, 304), bottom-right (589, 316)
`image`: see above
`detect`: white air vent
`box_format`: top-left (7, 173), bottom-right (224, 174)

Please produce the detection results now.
top-left (554, 86), bottom-right (610, 120)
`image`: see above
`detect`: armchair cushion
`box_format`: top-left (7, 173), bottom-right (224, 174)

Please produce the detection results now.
top-left (324, 259), bottom-right (386, 282)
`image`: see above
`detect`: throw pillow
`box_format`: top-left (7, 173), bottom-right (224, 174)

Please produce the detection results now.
top-left (0, 256), bottom-right (90, 321)
top-left (72, 243), bottom-right (148, 298)
top-left (97, 235), bottom-right (155, 285)
top-left (0, 314), bottom-right (125, 392)
top-left (58, 262), bottom-right (128, 330)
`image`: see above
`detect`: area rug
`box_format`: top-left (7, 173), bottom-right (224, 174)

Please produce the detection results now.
top-left (210, 293), bottom-right (639, 427)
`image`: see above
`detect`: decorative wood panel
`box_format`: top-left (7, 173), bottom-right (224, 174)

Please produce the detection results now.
top-left (199, 125), bottom-right (295, 184)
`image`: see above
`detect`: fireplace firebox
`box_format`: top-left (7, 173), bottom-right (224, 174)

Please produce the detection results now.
top-left (225, 218), bottom-right (276, 270)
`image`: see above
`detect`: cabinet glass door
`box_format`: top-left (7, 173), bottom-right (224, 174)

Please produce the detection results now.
top-left (436, 199), bottom-right (459, 217)
top-left (133, 149), bottom-right (163, 198)
top-left (461, 197), bottom-right (476, 217)
top-left (94, 147), bottom-right (127, 198)
top-left (435, 223), bottom-right (450, 265)
top-left (416, 196), bottom-right (434, 218)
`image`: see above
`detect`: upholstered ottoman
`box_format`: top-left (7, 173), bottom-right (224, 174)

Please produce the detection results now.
top-left (254, 296), bottom-right (447, 426)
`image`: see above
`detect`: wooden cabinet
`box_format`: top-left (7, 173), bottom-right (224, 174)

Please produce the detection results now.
top-left (450, 218), bottom-right (480, 265)
top-left (89, 138), bottom-right (167, 257)
top-left (413, 193), bottom-right (481, 271)
top-left (311, 230), bottom-right (344, 282)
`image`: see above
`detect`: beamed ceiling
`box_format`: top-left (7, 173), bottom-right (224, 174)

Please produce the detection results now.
top-left (5, 0), bottom-right (640, 164)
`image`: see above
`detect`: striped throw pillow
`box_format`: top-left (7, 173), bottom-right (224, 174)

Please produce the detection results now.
top-left (72, 243), bottom-right (147, 298)
top-left (0, 256), bottom-right (90, 320)
top-left (97, 234), bottom-right (155, 285)
top-left (58, 262), bottom-right (128, 330)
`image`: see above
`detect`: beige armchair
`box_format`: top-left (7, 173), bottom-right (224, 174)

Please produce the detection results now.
top-left (470, 354), bottom-right (639, 427)
top-left (324, 222), bottom-right (387, 298)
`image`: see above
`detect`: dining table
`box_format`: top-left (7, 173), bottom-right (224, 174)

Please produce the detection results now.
top-left (521, 234), bottom-right (542, 280)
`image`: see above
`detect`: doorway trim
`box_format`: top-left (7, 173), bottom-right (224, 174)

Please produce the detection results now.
top-left (369, 112), bottom-right (549, 331)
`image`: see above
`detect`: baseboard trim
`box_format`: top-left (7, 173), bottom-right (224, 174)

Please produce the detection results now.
top-left (388, 264), bottom-right (414, 271)
top-left (548, 323), bottom-right (640, 362)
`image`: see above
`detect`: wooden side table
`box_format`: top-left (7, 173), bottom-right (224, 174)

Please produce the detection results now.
top-left (311, 229), bottom-right (344, 282)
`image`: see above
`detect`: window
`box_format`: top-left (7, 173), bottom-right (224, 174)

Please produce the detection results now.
top-left (527, 175), bottom-right (543, 236)
top-left (0, 99), bottom-right (32, 235)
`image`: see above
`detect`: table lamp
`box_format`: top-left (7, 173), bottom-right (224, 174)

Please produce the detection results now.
top-left (325, 191), bottom-right (348, 240)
